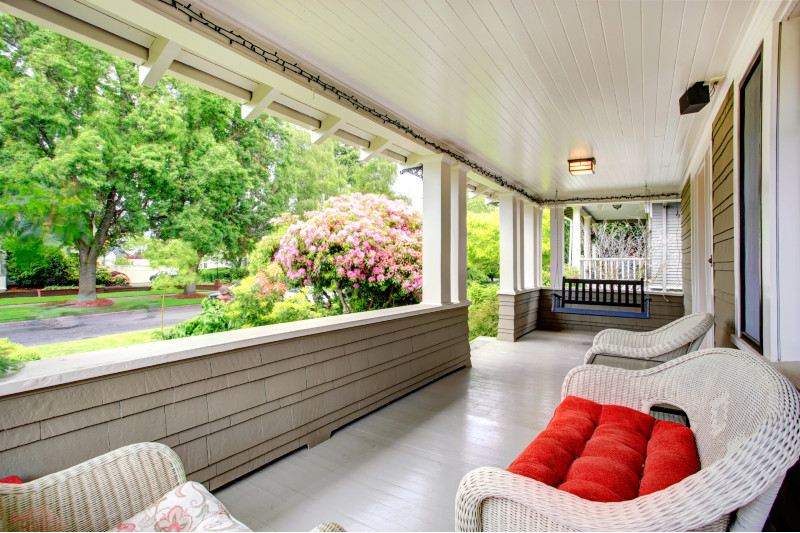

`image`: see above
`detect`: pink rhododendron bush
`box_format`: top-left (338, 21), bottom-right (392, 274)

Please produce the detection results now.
top-left (273, 193), bottom-right (422, 313)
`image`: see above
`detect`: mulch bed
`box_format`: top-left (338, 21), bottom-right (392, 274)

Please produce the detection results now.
top-left (38, 301), bottom-right (70, 307)
top-left (64, 299), bottom-right (114, 308)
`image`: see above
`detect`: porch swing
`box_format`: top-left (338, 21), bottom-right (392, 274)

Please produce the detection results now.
top-left (551, 190), bottom-right (652, 319)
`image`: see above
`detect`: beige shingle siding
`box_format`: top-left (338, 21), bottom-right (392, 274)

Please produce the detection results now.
top-left (681, 181), bottom-right (692, 314)
top-left (712, 87), bottom-right (735, 348)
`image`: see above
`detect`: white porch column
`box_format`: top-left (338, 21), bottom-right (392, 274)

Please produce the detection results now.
top-left (569, 205), bottom-right (582, 268)
top-left (550, 206), bottom-right (566, 288)
top-left (450, 165), bottom-right (468, 303)
top-left (523, 202), bottom-right (537, 289)
top-left (421, 154), bottom-right (451, 305)
top-left (533, 205), bottom-right (543, 287)
top-left (515, 197), bottom-right (525, 291)
top-left (499, 192), bottom-right (518, 293)
top-left (583, 214), bottom-right (592, 275)
top-left (499, 196), bottom-right (542, 342)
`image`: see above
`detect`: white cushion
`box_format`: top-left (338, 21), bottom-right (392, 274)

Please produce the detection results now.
top-left (111, 481), bottom-right (250, 532)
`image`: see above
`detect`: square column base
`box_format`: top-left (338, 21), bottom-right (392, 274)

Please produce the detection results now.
top-left (497, 288), bottom-right (541, 341)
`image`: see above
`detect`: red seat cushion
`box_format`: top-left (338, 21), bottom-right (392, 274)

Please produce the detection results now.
top-left (0, 476), bottom-right (23, 484)
top-left (508, 396), bottom-right (700, 502)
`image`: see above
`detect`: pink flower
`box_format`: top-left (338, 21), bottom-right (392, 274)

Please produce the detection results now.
top-left (353, 283), bottom-right (360, 289)
top-left (368, 276), bottom-right (376, 282)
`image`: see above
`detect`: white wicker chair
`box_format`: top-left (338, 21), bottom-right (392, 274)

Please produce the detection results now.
top-left (455, 348), bottom-right (800, 531)
top-left (584, 312), bottom-right (714, 369)
top-left (0, 442), bottom-right (344, 532)
top-left (0, 442), bottom-right (186, 532)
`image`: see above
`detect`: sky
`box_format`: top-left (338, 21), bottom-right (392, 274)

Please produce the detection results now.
top-left (392, 171), bottom-right (423, 212)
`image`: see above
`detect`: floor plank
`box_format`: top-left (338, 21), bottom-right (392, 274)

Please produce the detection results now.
top-left (215, 329), bottom-right (593, 531)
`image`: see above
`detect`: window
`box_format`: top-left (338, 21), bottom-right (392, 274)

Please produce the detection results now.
top-left (739, 52), bottom-right (763, 350)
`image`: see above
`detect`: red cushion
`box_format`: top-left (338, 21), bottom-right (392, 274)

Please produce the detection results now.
top-left (508, 396), bottom-right (700, 502)
top-left (0, 476), bottom-right (23, 484)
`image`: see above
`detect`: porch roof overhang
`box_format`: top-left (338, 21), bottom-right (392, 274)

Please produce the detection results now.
top-left (0, 0), bottom-right (792, 203)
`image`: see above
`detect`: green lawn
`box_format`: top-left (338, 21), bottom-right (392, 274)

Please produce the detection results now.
top-left (34, 329), bottom-right (164, 358)
top-left (0, 296), bottom-right (202, 323)
top-left (0, 290), bottom-right (210, 306)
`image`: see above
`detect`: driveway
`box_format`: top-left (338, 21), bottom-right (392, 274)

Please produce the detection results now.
top-left (2, 306), bottom-right (202, 346)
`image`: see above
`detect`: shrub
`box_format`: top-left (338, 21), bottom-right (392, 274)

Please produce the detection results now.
top-left (198, 267), bottom-right (247, 283)
top-left (273, 193), bottom-right (422, 314)
top-left (108, 272), bottom-right (131, 286)
top-left (6, 246), bottom-right (78, 287)
top-left (0, 338), bottom-right (41, 374)
top-left (95, 267), bottom-right (112, 286)
top-left (164, 269), bottom-right (287, 339)
top-left (224, 271), bottom-right (286, 328)
top-left (564, 265), bottom-right (581, 279)
top-left (163, 299), bottom-right (230, 339)
top-left (265, 292), bottom-right (327, 325)
top-left (467, 282), bottom-right (499, 341)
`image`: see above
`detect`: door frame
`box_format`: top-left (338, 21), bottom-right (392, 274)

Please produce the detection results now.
top-left (691, 147), bottom-right (715, 348)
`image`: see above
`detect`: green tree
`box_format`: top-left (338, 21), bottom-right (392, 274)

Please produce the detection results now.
top-left (142, 239), bottom-right (199, 334)
top-left (0, 15), bottom-right (178, 301)
top-left (280, 129), bottom-right (402, 214)
top-left (465, 196), bottom-right (499, 282)
top-left (466, 212), bottom-right (500, 282)
top-left (3, 236), bottom-right (77, 288)
top-left (542, 208), bottom-right (551, 286)
top-left (151, 84), bottom-right (294, 293)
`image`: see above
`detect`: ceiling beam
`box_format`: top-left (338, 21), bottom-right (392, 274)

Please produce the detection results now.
top-left (467, 183), bottom-right (489, 199)
top-left (360, 136), bottom-right (389, 161)
top-left (310, 114), bottom-right (345, 145)
top-left (0, 0), bottom-right (148, 64)
top-left (139, 36), bottom-right (181, 87)
top-left (242, 83), bottom-right (280, 121)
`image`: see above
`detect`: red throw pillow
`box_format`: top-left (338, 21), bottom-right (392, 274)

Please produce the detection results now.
top-left (508, 396), bottom-right (701, 502)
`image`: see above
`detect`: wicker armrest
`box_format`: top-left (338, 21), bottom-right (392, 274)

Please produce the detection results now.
top-left (455, 466), bottom-right (735, 532)
top-left (592, 328), bottom-right (651, 346)
top-left (583, 343), bottom-right (691, 365)
top-left (0, 442), bottom-right (186, 532)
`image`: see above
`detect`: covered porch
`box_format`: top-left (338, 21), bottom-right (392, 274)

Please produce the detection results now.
top-left (1, 0), bottom-right (800, 531)
top-left (213, 330), bottom-right (593, 532)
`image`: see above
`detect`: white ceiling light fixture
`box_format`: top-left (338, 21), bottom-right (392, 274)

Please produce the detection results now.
top-left (568, 158), bottom-right (596, 176)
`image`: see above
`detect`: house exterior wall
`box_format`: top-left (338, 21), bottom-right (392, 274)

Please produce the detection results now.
top-left (0, 305), bottom-right (470, 490)
top-left (537, 289), bottom-right (683, 333)
top-left (681, 182), bottom-right (692, 315)
top-left (497, 289), bottom-right (540, 341)
top-left (711, 87), bottom-right (736, 348)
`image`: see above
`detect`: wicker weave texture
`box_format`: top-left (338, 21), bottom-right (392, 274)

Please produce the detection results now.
top-left (310, 522), bottom-right (347, 532)
top-left (584, 312), bottom-right (714, 365)
top-left (0, 442), bottom-right (186, 532)
top-left (455, 348), bottom-right (800, 531)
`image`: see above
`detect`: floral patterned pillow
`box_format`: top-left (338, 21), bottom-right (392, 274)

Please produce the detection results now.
top-left (111, 481), bottom-right (251, 532)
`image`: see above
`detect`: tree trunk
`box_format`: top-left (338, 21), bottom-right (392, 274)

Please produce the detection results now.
top-left (76, 247), bottom-right (98, 302)
top-left (183, 263), bottom-right (199, 295)
top-left (335, 287), bottom-right (350, 314)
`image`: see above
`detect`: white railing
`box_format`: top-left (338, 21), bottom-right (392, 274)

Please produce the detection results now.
top-left (579, 258), bottom-right (648, 282)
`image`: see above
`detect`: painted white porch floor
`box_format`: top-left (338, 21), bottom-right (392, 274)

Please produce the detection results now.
top-left (215, 329), bottom-right (595, 531)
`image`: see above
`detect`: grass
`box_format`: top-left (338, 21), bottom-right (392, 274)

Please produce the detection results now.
top-left (0, 296), bottom-right (202, 323)
top-left (0, 289), bottom-right (210, 306)
top-left (33, 329), bottom-right (164, 358)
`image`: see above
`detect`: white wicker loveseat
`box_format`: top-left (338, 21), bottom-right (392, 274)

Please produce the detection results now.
top-left (455, 348), bottom-right (800, 531)
top-left (584, 311), bottom-right (714, 369)
top-left (0, 442), bottom-right (343, 532)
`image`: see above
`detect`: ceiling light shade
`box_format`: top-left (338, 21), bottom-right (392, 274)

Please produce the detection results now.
top-left (568, 158), bottom-right (596, 175)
